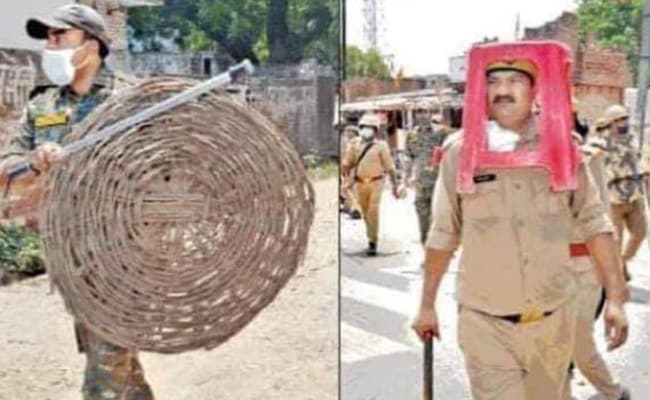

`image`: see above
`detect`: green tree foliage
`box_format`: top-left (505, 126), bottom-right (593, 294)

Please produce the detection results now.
top-left (0, 225), bottom-right (45, 281)
top-left (345, 46), bottom-right (391, 79)
top-left (577, 0), bottom-right (643, 78)
top-left (127, 0), bottom-right (338, 66)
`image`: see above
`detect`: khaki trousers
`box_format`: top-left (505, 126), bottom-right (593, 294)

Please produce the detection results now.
top-left (458, 302), bottom-right (577, 400)
top-left (355, 180), bottom-right (384, 243)
top-left (562, 257), bottom-right (622, 400)
top-left (611, 198), bottom-right (647, 263)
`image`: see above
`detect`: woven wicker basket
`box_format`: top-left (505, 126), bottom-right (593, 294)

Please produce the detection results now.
top-left (39, 77), bottom-right (315, 353)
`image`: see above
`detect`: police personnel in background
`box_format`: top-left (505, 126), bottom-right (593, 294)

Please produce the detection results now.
top-left (405, 105), bottom-right (448, 244)
top-left (340, 125), bottom-right (362, 219)
top-left (564, 132), bottom-right (630, 400)
top-left (342, 113), bottom-right (400, 256)
top-left (593, 117), bottom-right (611, 139)
top-left (602, 104), bottom-right (647, 281)
top-left (411, 55), bottom-right (629, 399)
top-left (0, 5), bottom-right (154, 399)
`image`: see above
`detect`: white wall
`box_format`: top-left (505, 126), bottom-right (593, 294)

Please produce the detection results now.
top-left (449, 55), bottom-right (467, 84)
top-left (0, 0), bottom-right (70, 51)
top-left (625, 88), bottom-right (650, 125)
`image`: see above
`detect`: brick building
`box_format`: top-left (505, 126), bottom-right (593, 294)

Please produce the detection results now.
top-left (524, 11), bottom-right (631, 121)
top-left (342, 77), bottom-right (425, 102)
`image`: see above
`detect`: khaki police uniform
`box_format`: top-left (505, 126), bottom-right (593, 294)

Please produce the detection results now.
top-left (426, 129), bottom-right (613, 400)
top-left (342, 136), bottom-right (396, 245)
top-left (340, 128), bottom-right (361, 215)
top-left (562, 137), bottom-right (623, 400)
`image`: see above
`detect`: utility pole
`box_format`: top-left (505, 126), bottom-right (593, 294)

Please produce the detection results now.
top-left (635, 0), bottom-right (650, 150)
top-left (341, 0), bottom-right (346, 81)
top-left (362, 0), bottom-right (378, 50)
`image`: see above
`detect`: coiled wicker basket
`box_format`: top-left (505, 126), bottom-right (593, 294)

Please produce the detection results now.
top-left (39, 77), bottom-right (315, 353)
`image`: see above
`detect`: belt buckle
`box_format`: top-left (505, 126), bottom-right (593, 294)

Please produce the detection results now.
top-left (520, 308), bottom-right (544, 323)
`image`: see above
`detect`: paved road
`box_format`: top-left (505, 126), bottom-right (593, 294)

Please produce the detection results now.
top-left (341, 187), bottom-right (650, 400)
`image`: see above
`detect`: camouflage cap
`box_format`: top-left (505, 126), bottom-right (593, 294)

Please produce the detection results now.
top-left (26, 4), bottom-right (110, 58)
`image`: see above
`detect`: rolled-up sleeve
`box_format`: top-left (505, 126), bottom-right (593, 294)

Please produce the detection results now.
top-left (425, 145), bottom-right (461, 251)
top-left (572, 162), bottom-right (614, 239)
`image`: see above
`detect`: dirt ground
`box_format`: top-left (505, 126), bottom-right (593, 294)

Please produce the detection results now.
top-left (0, 177), bottom-right (338, 400)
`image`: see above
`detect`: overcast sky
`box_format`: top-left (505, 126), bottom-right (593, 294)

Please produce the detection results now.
top-left (346, 0), bottom-right (579, 76)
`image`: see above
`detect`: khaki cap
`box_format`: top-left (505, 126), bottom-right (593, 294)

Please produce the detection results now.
top-left (359, 113), bottom-right (382, 128)
top-left (486, 59), bottom-right (537, 81)
top-left (603, 104), bottom-right (629, 125)
top-left (594, 117), bottom-right (610, 130)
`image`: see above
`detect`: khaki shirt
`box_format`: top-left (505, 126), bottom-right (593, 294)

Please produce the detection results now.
top-left (342, 137), bottom-right (395, 179)
top-left (569, 138), bottom-right (612, 271)
top-left (426, 131), bottom-right (613, 315)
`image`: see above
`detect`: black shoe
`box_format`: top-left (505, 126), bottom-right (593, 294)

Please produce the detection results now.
top-left (619, 386), bottom-right (631, 400)
top-left (366, 242), bottom-right (377, 256)
top-left (350, 210), bottom-right (362, 220)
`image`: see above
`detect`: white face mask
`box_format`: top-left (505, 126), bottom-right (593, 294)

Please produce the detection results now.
top-left (360, 127), bottom-right (375, 140)
top-left (41, 48), bottom-right (78, 86)
top-left (486, 121), bottom-right (520, 152)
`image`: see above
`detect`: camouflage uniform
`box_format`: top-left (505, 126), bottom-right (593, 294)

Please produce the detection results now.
top-left (406, 123), bottom-right (447, 244)
top-left (603, 133), bottom-right (648, 265)
top-left (0, 68), bottom-right (154, 400)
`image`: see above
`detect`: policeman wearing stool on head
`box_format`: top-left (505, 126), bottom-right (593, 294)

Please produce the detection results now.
top-left (411, 43), bottom-right (629, 400)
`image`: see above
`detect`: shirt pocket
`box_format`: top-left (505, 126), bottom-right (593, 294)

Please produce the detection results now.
top-left (532, 179), bottom-right (567, 216)
top-left (532, 179), bottom-right (572, 240)
top-left (461, 180), bottom-right (504, 219)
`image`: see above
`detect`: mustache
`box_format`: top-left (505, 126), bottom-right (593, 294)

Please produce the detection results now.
top-left (492, 95), bottom-right (516, 104)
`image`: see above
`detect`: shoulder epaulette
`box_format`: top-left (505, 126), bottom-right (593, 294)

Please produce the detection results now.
top-left (441, 130), bottom-right (463, 151)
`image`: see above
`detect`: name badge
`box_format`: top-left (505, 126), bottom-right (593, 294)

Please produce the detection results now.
top-left (34, 112), bottom-right (68, 128)
top-left (473, 174), bottom-right (497, 184)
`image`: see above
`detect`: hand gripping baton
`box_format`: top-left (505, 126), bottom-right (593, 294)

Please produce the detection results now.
top-left (423, 335), bottom-right (433, 400)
